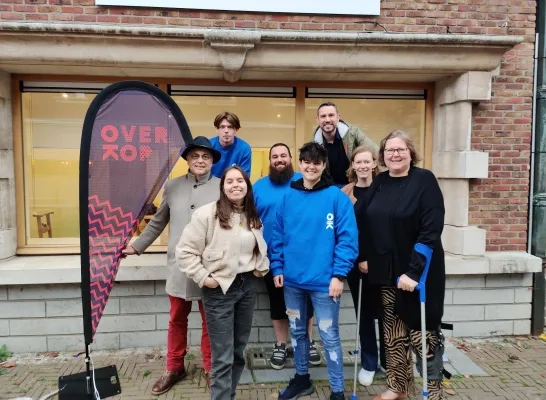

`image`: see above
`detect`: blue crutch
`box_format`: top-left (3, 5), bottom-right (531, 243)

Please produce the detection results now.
top-left (350, 274), bottom-right (363, 400)
top-left (398, 243), bottom-right (433, 400)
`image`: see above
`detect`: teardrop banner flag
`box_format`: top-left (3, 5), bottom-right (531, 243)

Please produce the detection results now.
top-left (79, 81), bottom-right (192, 344)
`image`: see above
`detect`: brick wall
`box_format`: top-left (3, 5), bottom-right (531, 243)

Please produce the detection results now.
top-left (0, 0), bottom-right (537, 251)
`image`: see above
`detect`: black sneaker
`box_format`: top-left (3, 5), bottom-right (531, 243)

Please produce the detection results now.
top-left (279, 373), bottom-right (314, 400)
top-left (309, 340), bottom-right (322, 366)
top-left (330, 391), bottom-right (345, 400)
top-left (270, 343), bottom-right (287, 370)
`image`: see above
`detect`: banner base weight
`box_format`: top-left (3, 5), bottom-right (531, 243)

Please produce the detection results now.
top-left (58, 365), bottom-right (121, 400)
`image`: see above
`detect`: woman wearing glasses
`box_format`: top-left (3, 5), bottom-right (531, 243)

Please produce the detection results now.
top-left (356, 130), bottom-right (447, 400)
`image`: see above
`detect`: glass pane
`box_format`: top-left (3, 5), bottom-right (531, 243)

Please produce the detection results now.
top-left (304, 98), bottom-right (426, 162)
top-left (171, 96), bottom-right (296, 183)
top-left (22, 92), bottom-right (94, 242)
top-left (21, 92), bottom-right (171, 244)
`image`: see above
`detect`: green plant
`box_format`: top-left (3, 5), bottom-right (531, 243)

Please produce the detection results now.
top-left (143, 370), bottom-right (152, 377)
top-left (0, 344), bottom-right (12, 362)
top-left (185, 353), bottom-right (196, 360)
top-left (0, 344), bottom-right (12, 376)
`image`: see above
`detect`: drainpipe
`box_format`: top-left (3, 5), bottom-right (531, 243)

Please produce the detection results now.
top-left (530, 0), bottom-right (546, 335)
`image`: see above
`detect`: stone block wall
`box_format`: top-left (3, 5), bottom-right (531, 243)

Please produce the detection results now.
top-left (0, 274), bottom-right (535, 353)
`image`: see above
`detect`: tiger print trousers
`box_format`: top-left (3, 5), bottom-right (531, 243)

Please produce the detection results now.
top-left (381, 286), bottom-right (444, 400)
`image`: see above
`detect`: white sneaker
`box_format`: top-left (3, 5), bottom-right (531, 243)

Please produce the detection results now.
top-left (358, 368), bottom-right (375, 386)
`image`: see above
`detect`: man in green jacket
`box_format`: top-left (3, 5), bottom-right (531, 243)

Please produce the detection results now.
top-left (312, 101), bottom-right (378, 187)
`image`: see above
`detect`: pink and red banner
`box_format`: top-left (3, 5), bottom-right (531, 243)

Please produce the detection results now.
top-left (79, 82), bottom-right (192, 343)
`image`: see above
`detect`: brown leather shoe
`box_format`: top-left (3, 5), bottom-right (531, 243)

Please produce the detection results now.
top-left (201, 369), bottom-right (211, 391)
top-left (151, 368), bottom-right (187, 396)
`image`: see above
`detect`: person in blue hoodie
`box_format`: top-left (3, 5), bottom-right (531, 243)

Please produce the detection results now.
top-left (270, 141), bottom-right (358, 400)
top-left (254, 143), bottom-right (321, 370)
top-left (209, 112), bottom-right (252, 178)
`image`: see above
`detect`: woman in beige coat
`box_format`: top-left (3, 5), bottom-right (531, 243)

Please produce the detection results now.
top-left (176, 166), bottom-right (269, 400)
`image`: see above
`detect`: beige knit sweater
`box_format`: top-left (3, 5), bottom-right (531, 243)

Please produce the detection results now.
top-left (175, 201), bottom-right (270, 294)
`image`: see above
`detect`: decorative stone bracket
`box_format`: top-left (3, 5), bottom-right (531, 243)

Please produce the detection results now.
top-left (204, 31), bottom-right (261, 83)
top-left (433, 71), bottom-right (497, 257)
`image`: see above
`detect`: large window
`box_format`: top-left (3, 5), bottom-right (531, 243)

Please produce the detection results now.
top-left (17, 82), bottom-right (429, 252)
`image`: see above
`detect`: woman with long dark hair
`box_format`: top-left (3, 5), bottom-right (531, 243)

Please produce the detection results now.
top-left (176, 166), bottom-right (269, 400)
top-left (342, 145), bottom-right (386, 386)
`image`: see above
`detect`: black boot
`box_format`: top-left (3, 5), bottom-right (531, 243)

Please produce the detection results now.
top-left (278, 373), bottom-right (314, 399)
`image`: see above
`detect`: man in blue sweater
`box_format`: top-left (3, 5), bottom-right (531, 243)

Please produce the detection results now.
top-left (209, 112), bottom-right (252, 178)
top-left (270, 142), bottom-right (358, 400)
top-left (254, 143), bottom-right (321, 370)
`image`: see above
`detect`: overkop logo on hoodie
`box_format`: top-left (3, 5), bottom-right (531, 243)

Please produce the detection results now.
top-left (326, 213), bottom-right (334, 229)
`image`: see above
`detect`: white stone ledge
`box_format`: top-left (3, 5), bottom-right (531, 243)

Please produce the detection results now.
top-left (0, 251), bottom-right (542, 285)
top-left (433, 151), bottom-right (489, 179)
top-left (0, 24), bottom-right (521, 82)
top-left (0, 22), bottom-right (523, 46)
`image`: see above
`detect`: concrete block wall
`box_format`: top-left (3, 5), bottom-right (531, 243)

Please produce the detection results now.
top-left (444, 274), bottom-right (533, 337)
top-left (0, 274), bottom-right (535, 353)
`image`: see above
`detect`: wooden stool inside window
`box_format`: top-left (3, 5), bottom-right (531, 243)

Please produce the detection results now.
top-left (33, 211), bottom-right (54, 238)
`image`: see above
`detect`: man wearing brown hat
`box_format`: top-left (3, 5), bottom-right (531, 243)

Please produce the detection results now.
top-left (122, 136), bottom-right (221, 395)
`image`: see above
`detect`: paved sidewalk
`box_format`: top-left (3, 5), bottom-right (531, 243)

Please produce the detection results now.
top-left (1, 336), bottom-right (546, 399)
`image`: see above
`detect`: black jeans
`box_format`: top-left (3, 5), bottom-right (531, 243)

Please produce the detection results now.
top-left (347, 265), bottom-right (386, 371)
top-left (202, 271), bottom-right (258, 400)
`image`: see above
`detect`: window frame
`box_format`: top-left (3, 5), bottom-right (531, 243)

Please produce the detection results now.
top-left (12, 76), bottom-right (434, 255)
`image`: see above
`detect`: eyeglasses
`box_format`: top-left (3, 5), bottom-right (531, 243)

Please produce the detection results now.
top-left (385, 148), bottom-right (409, 155)
top-left (189, 153), bottom-right (212, 161)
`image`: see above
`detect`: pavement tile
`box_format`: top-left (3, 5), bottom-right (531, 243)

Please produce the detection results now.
top-left (1, 337), bottom-right (546, 399)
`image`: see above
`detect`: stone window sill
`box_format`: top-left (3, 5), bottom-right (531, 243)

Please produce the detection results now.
top-left (0, 251), bottom-right (542, 286)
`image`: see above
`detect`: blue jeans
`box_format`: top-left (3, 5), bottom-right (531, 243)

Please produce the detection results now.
top-left (283, 285), bottom-right (344, 392)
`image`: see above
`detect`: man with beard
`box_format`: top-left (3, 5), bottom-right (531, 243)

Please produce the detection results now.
top-left (254, 143), bottom-right (321, 370)
top-left (312, 102), bottom-right (378, 187)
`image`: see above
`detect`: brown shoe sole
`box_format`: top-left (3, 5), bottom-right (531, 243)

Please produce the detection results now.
top-left (151, 371), bottom-right (187, 396)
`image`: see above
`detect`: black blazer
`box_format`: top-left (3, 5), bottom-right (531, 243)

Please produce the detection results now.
top-left (356, 167), bottom-right (446, 330)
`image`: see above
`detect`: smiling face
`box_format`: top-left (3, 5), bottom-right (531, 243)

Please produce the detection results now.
top-left (384, 137), bottom-right (411, 176)
top-left (223, 168), bottom-right (248, 205)
top-left (352, 150), bottom-right (376, 181)
top-left (316, 105), bottom-right (340, 139)
top-left (270, 145), bottom-right (291, 171)
top-left (187, 148), bottom-right (213, 178)
top-left (299, 159), bottom-right (326, 186)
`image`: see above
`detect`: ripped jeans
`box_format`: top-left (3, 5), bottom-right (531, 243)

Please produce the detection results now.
top-left (283, 285), bottom-right (344, 392)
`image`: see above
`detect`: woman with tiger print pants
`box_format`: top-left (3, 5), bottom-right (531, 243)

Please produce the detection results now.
top-left (356, 130), bottom-right (446, 400)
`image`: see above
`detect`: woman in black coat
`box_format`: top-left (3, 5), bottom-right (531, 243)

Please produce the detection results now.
top-left (357, 130), bottom-right (446, 400)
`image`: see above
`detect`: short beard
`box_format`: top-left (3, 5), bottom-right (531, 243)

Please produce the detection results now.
top-left (269, 163), bottom-right (295, 184)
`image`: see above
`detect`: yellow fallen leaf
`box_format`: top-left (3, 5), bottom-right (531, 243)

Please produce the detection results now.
top-left (540, 333), bottom-right (546, 342)
top-left (443, 380), bottom-right (451, 386)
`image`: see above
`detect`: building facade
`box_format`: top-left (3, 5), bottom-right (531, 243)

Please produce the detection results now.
top-left (0, 0), bottom-right (543, 353)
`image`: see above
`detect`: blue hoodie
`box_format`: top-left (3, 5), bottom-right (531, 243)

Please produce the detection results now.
top-left (269, 177), bottom-right (358, 292)
top-left (254, 172), bottom-right (302, 257)
top-left (209, 136), bottom-right (252, 178)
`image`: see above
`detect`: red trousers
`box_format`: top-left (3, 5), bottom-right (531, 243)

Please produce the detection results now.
top-left (167, 295), bottom-right (211, 372)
